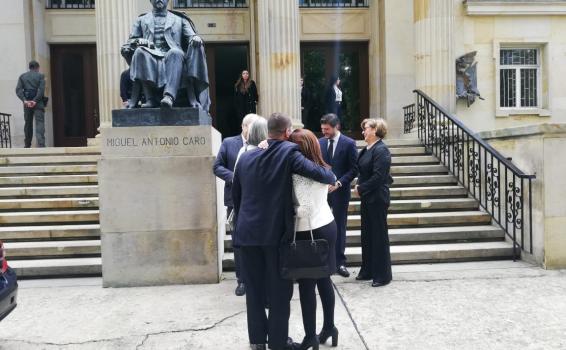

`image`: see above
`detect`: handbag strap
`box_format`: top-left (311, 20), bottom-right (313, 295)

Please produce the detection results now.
top-left (292, 214), bottom-right (315, 244)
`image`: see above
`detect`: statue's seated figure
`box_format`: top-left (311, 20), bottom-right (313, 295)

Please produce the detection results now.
top-left (121, 0), bottom-right (210, 111)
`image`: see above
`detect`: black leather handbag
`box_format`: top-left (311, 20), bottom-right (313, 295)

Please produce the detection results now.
top-left (279, 218), bottom-right (330, 280)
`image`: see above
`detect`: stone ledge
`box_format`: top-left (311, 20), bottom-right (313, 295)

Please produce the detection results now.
top-left (465, 1), bottom-right (566, 16)
top-left (478, 123), bottom-right (566, 140)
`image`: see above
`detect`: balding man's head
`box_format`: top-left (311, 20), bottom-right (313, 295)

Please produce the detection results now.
top-left (268, 113), bottom-right (292, 140)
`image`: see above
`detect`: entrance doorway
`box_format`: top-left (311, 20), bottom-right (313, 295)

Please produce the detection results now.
top-left (205, 44), bottom-right (249, 138)
top-left (50, 44), bottom-right (99, 147)
top-left (300, 42), bottom-right (369, 138)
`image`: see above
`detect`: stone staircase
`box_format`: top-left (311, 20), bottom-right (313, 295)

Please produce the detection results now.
top-left (0, 147), bottom-right (101, 278)
top-left (222, 138), bottom-right (515, 269)
top-left (0, 138), bottom-right (515, 278)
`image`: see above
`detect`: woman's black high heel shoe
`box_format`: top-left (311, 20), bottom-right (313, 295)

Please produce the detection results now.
top-left (294, 336), bottom-right (319, 350)
top-left (318, 326), bottom-right (339, 347)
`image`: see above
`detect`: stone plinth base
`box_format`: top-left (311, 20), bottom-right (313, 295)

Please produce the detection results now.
top-left (99, 123), bottom-right (223, 287)
top-left (112, 107), bottom-right (211, 127)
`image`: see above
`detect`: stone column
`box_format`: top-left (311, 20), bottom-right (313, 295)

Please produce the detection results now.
top-left (95, 0), bottom-right (137, 128)
top-left (414, 0), bottom-right (455, 112)
top-left (255, 0), bottom-right (302, 126)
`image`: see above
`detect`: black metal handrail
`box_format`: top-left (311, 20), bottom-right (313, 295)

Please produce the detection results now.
top-left (411, 89), bottom-right (535, 259)
top-left (174, 0), bottom-right (248, 8)
top-left (0, 113), bottom-right (12, 148)
top-left (299, 0), bottom-right (369, 7)
top-left (46, 0), bottom-right (95, 9)
top-left (403, 103), bottom-right (415, 134)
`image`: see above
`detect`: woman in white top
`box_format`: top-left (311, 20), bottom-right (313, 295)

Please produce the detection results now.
top-left (289, 129), bottom-right (338, 350)
top-left (325, 75), bottom-right (343, 121)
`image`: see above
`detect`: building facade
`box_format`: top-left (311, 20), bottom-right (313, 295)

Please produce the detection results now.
top-left (1, 0), bottom-right (566, 147)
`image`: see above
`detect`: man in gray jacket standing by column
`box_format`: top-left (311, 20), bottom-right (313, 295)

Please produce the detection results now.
top-left (15, 60), bottom-right (46, 148)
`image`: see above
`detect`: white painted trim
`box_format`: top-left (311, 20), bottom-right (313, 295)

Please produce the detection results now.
top-left (465, 1), bottom-right (566, 16)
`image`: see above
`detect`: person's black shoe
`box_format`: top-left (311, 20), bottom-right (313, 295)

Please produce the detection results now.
top-left (160, 94), bottom-right (174, 108)
top-left (235, 282), bottom-right (246, 296)
top-left (293, 336), bottom-right (319, 350)
top-left (371, 280), bottom-right (391, 288)
top-left (250, 344), bottom-right (266, 350)
top-left (318, 326), bottom-right (339, 347)
top-left (355, 273), bottom-right (372, 281)
top-left (336, 265), bottom-right (350, 278)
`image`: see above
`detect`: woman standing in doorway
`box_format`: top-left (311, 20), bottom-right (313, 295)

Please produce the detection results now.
top-left (324, 75), bottom-right (343, 121)
top-left (234, 70), bottom-right (258, 135)
top-left (355, 118), bottom-right (393, 288)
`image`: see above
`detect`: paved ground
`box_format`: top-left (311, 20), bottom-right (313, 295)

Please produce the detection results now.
top-left (0, 261), bottom-right (565, 350)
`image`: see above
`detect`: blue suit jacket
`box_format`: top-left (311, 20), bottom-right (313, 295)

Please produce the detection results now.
top-left (213, 135), bottom-right (244, 207)
top-left (320, 134), bottom-right (358, 207)
top-left (232, 139), bottom-right (336, 247)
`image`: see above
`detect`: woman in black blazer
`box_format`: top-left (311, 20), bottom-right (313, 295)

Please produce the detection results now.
top-left (354, 118), bottom-right (393, 287)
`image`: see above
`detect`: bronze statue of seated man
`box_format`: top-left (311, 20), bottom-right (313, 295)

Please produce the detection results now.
top-left (121, 0), bottom-right (210, 111)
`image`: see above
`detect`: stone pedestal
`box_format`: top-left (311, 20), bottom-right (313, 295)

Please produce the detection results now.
top-left (99, 116), bottom-right (223, 287)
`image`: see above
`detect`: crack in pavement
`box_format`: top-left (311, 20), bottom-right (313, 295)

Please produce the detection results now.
top-left (336, 273), bottom-right (556, 285)
top-left (135, 310), bottom-right (246, 349)
top-left (332, 280), bottom-right (370, 350)
top-left (0, 310), bottom-right (246, 349)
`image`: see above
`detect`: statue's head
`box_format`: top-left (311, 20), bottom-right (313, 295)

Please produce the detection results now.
top-left (150, 0), bottom-right (169, 10)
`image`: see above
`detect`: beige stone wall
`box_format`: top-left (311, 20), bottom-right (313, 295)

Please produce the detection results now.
top-left (455, 1), bottom-right (566, 132)
top-left (479, 124), bottom-right (566, 269)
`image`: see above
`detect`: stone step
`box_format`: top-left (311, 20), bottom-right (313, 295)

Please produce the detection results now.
top-left (224, 225), bottom-right (505, 249)
top-left (391, 165), bottom-right (448, 175)
top-left (3, 240), bottom-right (100, 259)
top-left (0, 165), bottom-right (97, 176)
top-left (0, 185), bottom-right (98, 198)
top-left (389, 146), bottom-right (427, 156)
top-left (391, 155), bottom-right (438, 165)
top-left (0, 197), bottom-right (99, 210)
top-left (223, 241), bottom-right (515, 268)
top-left (8, 257), bottom-right (102, 278)
top-left (0, 147), bottom-right (100, 156)
top-left (391, 175), bottom-right (457, 187)
top-left (347, 211), bottom-right (492, 229)
top-left (0, 174), bottom-right (97, 186)
top-left (0, 155), bottom-right (100, 166)
top-left (357, 139), bottom-right (421, 148)
top-left (348, 198), bottom-right (479, 214)
top-left (351, 186), bottom-right (468, 199)
top-left (0, 210), bottom-right (99, 225)
top-left (0, 224), bottom-right (100, 241)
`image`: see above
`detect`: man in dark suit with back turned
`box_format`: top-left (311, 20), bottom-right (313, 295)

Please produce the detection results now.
top-left (15, 60), bottom-right (46, 148)
top-left (232, 113), bottom-right (336, 350)
top-left (319, 113), bottom-right (358, 277)
top-left (213, 113), bottom-right (259, 296)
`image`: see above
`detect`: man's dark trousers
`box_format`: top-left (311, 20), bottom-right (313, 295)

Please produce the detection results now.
top-left (23, 106), bottom-right (45, 148)
top-left (240, 246), bottom-right (293, 347)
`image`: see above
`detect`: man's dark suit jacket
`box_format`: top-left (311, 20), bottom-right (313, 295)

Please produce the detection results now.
top-left (357, 140), bottom-right (394, 206)
top-left (213, 135), bottom-right (243, 207)
top-left (232, 139), bottom-right (336, 247)
top-left (319, 134), bottom-right (358, 206)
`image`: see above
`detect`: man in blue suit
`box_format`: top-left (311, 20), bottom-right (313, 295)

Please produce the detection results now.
top-left (213, 114), bottom-right (260, 296)
top-left (319, 113), bottom-right (358, 278)
top-left (232, 113), bottom-right (336, 350)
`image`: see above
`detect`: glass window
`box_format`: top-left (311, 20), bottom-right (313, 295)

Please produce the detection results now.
top-left (499, 48), bottom-right (539, 108)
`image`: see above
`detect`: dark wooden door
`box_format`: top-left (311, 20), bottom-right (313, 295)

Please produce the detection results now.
top-left (301, 42), bottom-right (369, 139)
top-left (205, 43), bottom-right (249, 138)
top-left (51, 44), bottom-right (99, 147)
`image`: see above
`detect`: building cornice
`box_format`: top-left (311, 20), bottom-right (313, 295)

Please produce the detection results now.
top-left (464, 1), bottom-right (566, 16)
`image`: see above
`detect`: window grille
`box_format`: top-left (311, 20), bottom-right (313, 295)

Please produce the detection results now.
top-left (499, 48), bottom-right (539, 108)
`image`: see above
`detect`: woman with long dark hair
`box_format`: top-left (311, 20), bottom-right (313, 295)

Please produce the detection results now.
top-left (324, 75), bottom-right (342, 120)
top-left (355, 118), bottom-right (393, 287)
top-left (234, 70), bottom-right (258, 134)
top-left (289, 129), bottom-right (339, 350)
